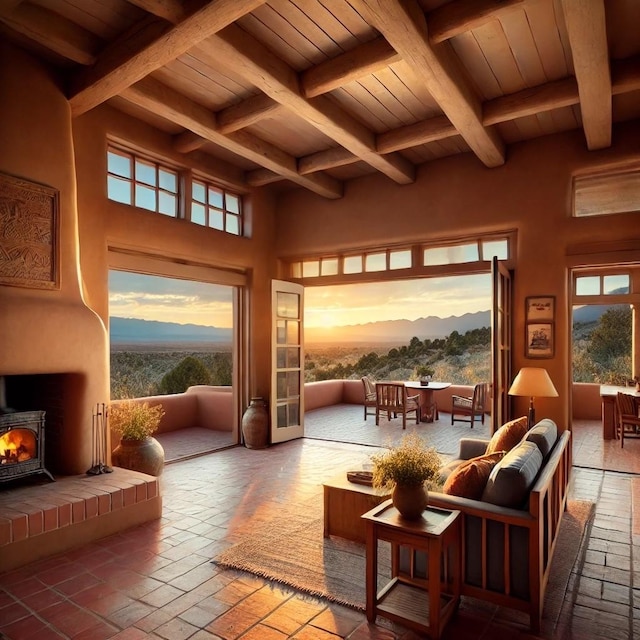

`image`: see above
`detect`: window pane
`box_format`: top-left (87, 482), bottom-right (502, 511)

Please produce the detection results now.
top-left (276, 320), bottom-right (286, 344)
top-left (159, 192), bottom-right (176, 216)
top-left (276, 403), bottom-right (287, 428)
top-left (135, 160), bottom-right (156, 186)
top-left (277, 347), bottom-right (287, 369)
top-left (226, 194), bottom-right (240, 214)
top-left (389, 249), bottom-right (411, 270)
top-left (286, 321), bottom-right (299, 344)
top-left (226, 214), bottom-right (240, 235)
top-left (277, 292), bottom-right (299, 319)
top-left (287, 348), bottom-right (300, 369)
top-left (107, 176), bottom-right (131, 204)
top-left (365, 252), bottom-right (386, 272)
top-left (191, 202), bottom-right (205, 225)
top-left (291, 262), bottom-right (302, 278)
top-left (603, 274), bottom-right (630, 294)
top-left (287, 370), bottom-right (300, 394)
top-left (575, 276), bottom-right (601, 295)
top-left (302, 261), bottom-right (320, 278)
top-left (481, 239), bottom-right (508, 260)
top-left (424, 243), bottom-right (478, 266)
top-left (320, 258), bottom-right (338, 276)
top-left (193, 181), bottom-right (205, 203)
top-left (108, 151), bottom-right (131, 178)
top-left (343, 255), bottom-right (363, 274)
top-left (135, 184), bottom-right (156, 211)
top-left (159, 169), bottom-right (177, 192)
top-left (209, 209), bottom-right (224, 230)
top-left (208, 187), bottom-right (223, 209)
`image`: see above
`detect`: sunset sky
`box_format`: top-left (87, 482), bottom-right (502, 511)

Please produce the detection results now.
top-left (109, 271), bottom-right (492, 328)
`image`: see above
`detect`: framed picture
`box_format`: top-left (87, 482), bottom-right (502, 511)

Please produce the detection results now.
top-left (526, 322), bottom-right (554, 358)
top-left (526, 296), bottom-right (555, 322)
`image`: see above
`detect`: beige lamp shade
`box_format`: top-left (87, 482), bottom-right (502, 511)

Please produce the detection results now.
top-left (508, 368), bottom-right (558, 399)
top-left (508, 367), bottom-right (558, 428)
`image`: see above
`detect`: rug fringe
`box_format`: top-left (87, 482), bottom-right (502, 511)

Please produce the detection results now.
top-left (213, 559), bottom-right (365, 612)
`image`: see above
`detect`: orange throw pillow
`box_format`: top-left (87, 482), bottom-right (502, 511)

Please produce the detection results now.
top-left (485, 416), bottom-right (529, 455)
top-left (442, 452), bottom-right (506, 500)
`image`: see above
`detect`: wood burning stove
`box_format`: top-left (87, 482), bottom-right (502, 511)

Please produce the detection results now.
top-left (0, 411), bottom-right (54, 483)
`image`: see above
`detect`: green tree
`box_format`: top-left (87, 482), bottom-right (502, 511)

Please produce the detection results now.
top-left (158, 356), bottom-right (211, 394)
top-left (587, 306), bottom-right (632, 363)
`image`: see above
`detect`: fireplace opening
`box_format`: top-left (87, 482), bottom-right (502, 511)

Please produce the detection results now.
top-left (0, 411), bottom-right (54, 483)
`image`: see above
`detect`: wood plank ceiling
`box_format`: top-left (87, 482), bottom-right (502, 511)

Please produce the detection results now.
top-left (2, 0), bottom-right (639, 199)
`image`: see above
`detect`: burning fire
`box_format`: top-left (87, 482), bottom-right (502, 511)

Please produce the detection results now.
top-left (0, 428), bottom-right (36, 464)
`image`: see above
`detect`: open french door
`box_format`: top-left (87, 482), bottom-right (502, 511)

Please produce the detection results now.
top-left (491, 257), bottom-right (513, 431)
top-left (270, 280), bottom-right (305, 443)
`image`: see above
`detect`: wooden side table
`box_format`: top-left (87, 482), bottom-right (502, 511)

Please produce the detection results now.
top-left (362, 500), bottom-right (461, 639)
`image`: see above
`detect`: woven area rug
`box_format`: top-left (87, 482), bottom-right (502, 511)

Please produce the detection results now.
top-left (213, 499), bottom-right (594, 620)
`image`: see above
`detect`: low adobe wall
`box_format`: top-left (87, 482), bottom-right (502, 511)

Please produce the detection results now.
top-left (305, 379), bottom-right (603, 421)
top-left (110, 385), bottom-right (233, 451)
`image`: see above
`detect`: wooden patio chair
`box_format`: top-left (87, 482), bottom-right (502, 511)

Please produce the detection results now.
top-left (361, 376), bottom-right (377, 420)
top-left (375, 382), bottom-right (420, 429)
top-left (616, 392), bottom-right (640, 448)
top-left (451, 382), bottom-right (488, 428)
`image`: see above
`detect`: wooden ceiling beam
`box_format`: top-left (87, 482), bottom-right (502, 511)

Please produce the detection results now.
top-left (302, 36), bottom-right (400, 98)
top-left (0, 2), bottom-right (98, 65)
top-left (217, 92), bottom-right (283, 134)
top-left (351, 0), bottom-right (505, 168)
top-left (298, 147), bottom-right (358, 175)
top-left (122, 77), bottom-right (343, 199)
top-left (377, 115), bottom-right (457, 154)
top-left (245, 168), bottom-right (286, 186)
top-left (68, 0), bottom-right (266, 116)
top-left (560, 0), bottom-right (611, 150)
top-left (206, 25), bottom-right (415, 184)
top-left (427, 0), bottom-right (529, 43)
top-left (483, 77), bottom-right (579, 125)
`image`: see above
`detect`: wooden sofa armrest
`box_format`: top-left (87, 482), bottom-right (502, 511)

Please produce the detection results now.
top-left (428, 492), bottom-right (535, 526)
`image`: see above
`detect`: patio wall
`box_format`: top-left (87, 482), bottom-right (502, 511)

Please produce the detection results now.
top-left (305, 379), bottom-right (603, 422)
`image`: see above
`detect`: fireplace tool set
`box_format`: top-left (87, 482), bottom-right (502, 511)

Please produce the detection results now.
top-left (87, 403), bottom-right (113, 475)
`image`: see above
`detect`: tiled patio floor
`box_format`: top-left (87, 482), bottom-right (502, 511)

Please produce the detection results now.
top-left (1, 406), bottom-right (639, 639)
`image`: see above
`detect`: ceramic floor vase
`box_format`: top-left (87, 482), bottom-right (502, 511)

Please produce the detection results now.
top-left (112, 436), bottom-right (165, 476)
top-left (242, 397), bottom-right (269, 449)
top-left (392, 482), bottom-right (428, 520)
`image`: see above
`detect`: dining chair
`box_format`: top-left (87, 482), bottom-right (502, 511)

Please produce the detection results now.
top-left (451, 382), bottom-right (488, 428)
top-left (375, 382), bottom-right (420, 429)
top-left (361, 375), bottom-right (377, 420)
top-left (616, 392), bottom-right (640, 448)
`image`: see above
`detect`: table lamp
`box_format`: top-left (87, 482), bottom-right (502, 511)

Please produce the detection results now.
top-left (508, 367), bottom-right (558, 428)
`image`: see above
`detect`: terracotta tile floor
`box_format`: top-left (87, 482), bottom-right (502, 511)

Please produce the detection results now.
top-left (1, 406), bottom-right (639, 640)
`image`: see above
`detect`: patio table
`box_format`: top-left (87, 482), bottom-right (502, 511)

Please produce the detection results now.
top-left (404, 381), bottom-right (451, 423)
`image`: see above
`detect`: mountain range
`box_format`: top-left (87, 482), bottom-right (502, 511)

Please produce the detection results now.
top-left (110, 304), bottom-right (611, 346)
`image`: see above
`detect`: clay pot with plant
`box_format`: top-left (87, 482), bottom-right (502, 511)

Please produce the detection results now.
top-left (109, 400), bottom-right (165, 476)
top-left (371, 433), bottom-right (442, 520)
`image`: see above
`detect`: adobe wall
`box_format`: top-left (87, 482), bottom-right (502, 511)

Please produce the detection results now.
top-left (274, 122), bottom-right (640, 429)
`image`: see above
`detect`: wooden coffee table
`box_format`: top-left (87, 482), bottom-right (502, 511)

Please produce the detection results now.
top-left (323, 474), bottom-right (391, 543)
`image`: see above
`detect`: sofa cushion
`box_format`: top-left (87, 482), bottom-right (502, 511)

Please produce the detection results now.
top-left (485, 416), bottom-right (529, 455)
top-left (442, 452), bottom-right (506, 500)
top-left (524, 419), bottom-right (558, 460)
top-left (481, 441), bottom-right (543, 508)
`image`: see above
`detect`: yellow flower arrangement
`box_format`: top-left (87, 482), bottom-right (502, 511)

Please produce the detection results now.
top-left (371, 432), bottom-right (442, 489)
top-left (109, 400), bottom-right (165, 441)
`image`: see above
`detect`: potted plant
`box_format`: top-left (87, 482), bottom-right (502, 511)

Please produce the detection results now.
top-left (109, 400), bottom-right (165, 476)
top-left (415, 365), bottom-right (435, 386)
top-left (370, 433), bottom-right (442, 520)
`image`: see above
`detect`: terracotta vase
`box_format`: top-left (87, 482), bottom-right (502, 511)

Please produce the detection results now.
top-left (112, 436), bottom-right (165, 476)
top-left (392, 483), bottom-right (428, 520)
top-left (242, 397), bottom-right (269, 449)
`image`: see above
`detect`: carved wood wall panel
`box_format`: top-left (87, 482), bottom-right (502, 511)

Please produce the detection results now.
top-left (0, 172), bottom-right (59, 290)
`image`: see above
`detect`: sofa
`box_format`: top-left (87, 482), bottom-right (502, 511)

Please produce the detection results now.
top-left (399, 417), bottom-right (572, 632)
